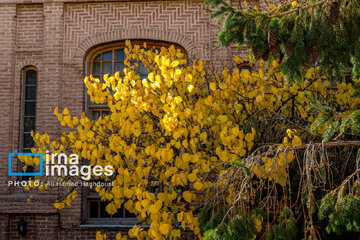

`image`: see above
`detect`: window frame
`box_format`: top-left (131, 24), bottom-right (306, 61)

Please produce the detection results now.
top-left (84, 40), bottom-right (186, 113)
top-left (18, 66), bottom-right (38, 177)
top-left (82, 187), bottom-right (140, 225)
top-left (237, 62), bottom-right (253, 72)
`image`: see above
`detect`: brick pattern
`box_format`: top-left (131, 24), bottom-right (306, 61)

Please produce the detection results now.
top-left (38, 3), bottom-right (64, 137)
top-left (16, 5), bottom-right (43, 51)
top-left (0, 214), bottom-right (9, 239)
top-left (72, 28), bottom-right (200, 73)
top-left (64, 1), bottom-right (211, 64)
top-left (0, 4), bottom-right (17, 196)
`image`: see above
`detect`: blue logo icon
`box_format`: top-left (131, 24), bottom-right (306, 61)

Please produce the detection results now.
top-left (8, 150), bottom-right (43, 176)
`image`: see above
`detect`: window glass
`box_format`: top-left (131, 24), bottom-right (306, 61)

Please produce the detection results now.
top-left (114, 49), bottom-right (125, 61)
top-left (23, 133), bottom-right (34, 148)
top-left (92, 62), bottom-right (100, 75)
top-left (89, 201), bottom-right (99, 218)
top-left (24, 118), bottom-right (35, 132)
top-left (26, 70), bottom-right (37, 84)
top-left (90, 45), bottom-right (172, 79)
top-left (102, 62), bottom-right (112, 74)
top-left (138, 62), bottom-right (148, 75)
top-left (25, 102), bottom-right (36, 116)
top-left (115, 62), bottom-right (125, 74)
top-left (94, 54), bottom-right (101, 61)
top-left (238, 63), bottom-right (252, 73)
top-left (21, 68), bottom-right (38, 179)
top-left (102, 51), bottom-right (112, 61)
top-left (25, 87), bottom-right (36, 100)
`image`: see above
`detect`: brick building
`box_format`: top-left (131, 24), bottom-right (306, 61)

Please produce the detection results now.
top-left (0, 0), bottom-right (245, 239)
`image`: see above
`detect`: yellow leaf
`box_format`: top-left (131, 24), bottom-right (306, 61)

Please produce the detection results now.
top-left (75, 141), bottom-right (82, 149)
top-left (200, 132), bottom-right (207, 142)
top-left (116, 233), bottom-right (122, 240)
top-left (159, 223), bottom-right (171, 235)
top-left (187, 173), bottom-right (197, 182)
top-left (272, 60), bottom-right (279, 68)
top-left (171, 61), bottom-right (180, 68)
top-left (33, 156), bottom-right (40, 166)
top-left (86, 131), bottom-right (94, 139)
top-left (133, 128), bottom-right (141, 137)
top-left (187, 84), bottom-right (194, 93)
top-left (194, 181), bottom-right (203, 191)
top-left (135, 201), bottom-right (142, 212)
top-left (209, 82), bottom-right (216, 91)
top-left (254, 215), bottom-right (263, 232)
top-left (177, 212), bottom-right (184, 222)
top-left (54, 202), bottom-right (65, 210)
top-left (64, 115), bottom-right (72, 125)
top-left (183, 191), bottom-right (192, 202)
top-left (255, 95), bottom-right (263, 103)
top-left (54, 106), bottom-right (59, 116)
top-left (149, 204), bottom-right (159, 214)
top-left (231, 127), bottom-right (240, 136)
top-left (245, 132), bottom-right (254, 142)
top-left (63, 108), bottom-right (70, 115)
top-left (141, 199), bottom-right (150, 209)
top-left (242, 69), bottom-right (250, 78)
top-left (124, 189), bottom-right (133, 199)
top-left (217, 115), bottom-right (228, 123)
top-left (72, 116), bottom-right (79, 126)
top-left (286, 129), bottom-right (294, 138)
top-left (292, 135), bottom-right (302, 146)
top-left (182, 139), bottom-right (188, 148)
top-left (173, 131), bottom-right (180, 140)
top-left (96, 232), bottom-right (106, 240)
top-left (268, 4), bottom-right (276, 10)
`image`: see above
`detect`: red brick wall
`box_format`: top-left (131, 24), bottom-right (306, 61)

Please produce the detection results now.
top-left (0, 1), bottom-right (246, 239)
top-left (16, 5), bottom-right (43, 50)
top-left (0, 4), bottom-right (17, 197)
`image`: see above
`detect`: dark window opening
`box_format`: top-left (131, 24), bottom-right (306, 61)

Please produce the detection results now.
top-left (20, 68), bottom-right (37, 180)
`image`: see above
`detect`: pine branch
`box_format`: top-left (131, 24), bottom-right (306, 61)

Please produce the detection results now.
top-left (307, 96), bottom-right (350, 119)
top-left (270, 0), bottom-right (327, 18)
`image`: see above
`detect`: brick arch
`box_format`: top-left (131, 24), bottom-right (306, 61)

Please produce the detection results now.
top-left (73, 28), bottom-right (208, 73)
top-left (17, 60), bottom-right (40, 71)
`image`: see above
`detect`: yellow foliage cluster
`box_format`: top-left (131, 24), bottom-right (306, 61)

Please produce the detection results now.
top-left (23, 179), bottom-right (47, 192)
top-left (26, 41), bottom-right (360, 239)
top-left (251, 214), bottom-right (263, 240)
top-left (253, 129), bottom-right (301, 186)
top-left (54, 191), bottom-right (77, 210)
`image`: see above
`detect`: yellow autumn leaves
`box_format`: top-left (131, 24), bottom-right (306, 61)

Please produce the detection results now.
top-left (54, 106), bottom-right (79, 128)
top-left (54, 191), bottom-right (77, 210)
top-left (267, 1), bottom-right (297, 10)
top-left (253, 129), bottom-right (302, 186)
top-left (25, 42), bottom-right (360, 240)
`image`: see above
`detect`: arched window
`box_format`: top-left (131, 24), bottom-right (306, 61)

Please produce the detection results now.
top-left (86, 41), bottom-right (184, 117)
top-left (88, 41), bottom-right (177, 82)
top-left (83, 41), bottom-right (184, 225)
top-left (20, 67), bottom-right (38, 177)
top-left (237, 62), bottom-right (252, 73)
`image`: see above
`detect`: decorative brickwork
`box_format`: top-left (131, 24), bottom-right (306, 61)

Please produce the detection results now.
top-left (64, 1), bottom-right (211, 64)
top-left (73, 28), bottom-right (201, 72)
